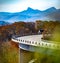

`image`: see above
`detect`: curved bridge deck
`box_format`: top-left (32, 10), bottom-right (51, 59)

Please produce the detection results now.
top-left (12, 35), bottom-right (60, 50)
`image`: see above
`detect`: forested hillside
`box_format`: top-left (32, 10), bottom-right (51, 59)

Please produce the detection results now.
top-left (0, 21), bottom-right (60, 42)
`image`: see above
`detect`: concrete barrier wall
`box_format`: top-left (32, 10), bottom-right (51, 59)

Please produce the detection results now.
top-left (12, 37), bottom-right (59, 49)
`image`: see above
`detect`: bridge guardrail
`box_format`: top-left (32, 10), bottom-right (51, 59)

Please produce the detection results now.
top-left (12, 35), bottom-right (60, 50)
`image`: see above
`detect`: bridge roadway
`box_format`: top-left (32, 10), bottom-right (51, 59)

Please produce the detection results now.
top-left (12, 35), bottom-right (60, 52)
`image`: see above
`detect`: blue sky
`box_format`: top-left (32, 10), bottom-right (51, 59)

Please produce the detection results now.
top-left (0, 0), bottom-right (60, 12)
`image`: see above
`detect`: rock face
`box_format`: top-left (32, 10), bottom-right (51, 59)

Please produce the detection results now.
top-left (0, 7), bottom-right (60, 22)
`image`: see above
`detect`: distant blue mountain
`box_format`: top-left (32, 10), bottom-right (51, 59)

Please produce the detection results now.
top-left (0, 7), bottom-right (60, 22)
top-left (0, 21), bottom-right (10, 26)
top-left (19, 7), bottom-right (41, 15)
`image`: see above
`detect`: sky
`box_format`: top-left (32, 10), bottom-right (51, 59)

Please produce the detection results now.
top-left (0, 0), bottom-right (60, 12)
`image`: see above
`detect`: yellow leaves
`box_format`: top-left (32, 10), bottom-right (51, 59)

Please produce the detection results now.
top-left (51, 25), bottom-right (60, 43)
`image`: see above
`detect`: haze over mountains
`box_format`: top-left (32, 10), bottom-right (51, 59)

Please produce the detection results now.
top-left (0, 7), bottom-right (60, 23)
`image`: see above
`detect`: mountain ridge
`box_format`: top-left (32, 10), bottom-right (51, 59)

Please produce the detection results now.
top-left (0, 7), bottom-right (60, 23)
top-left (0, 21), bottom-right (10, 26)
